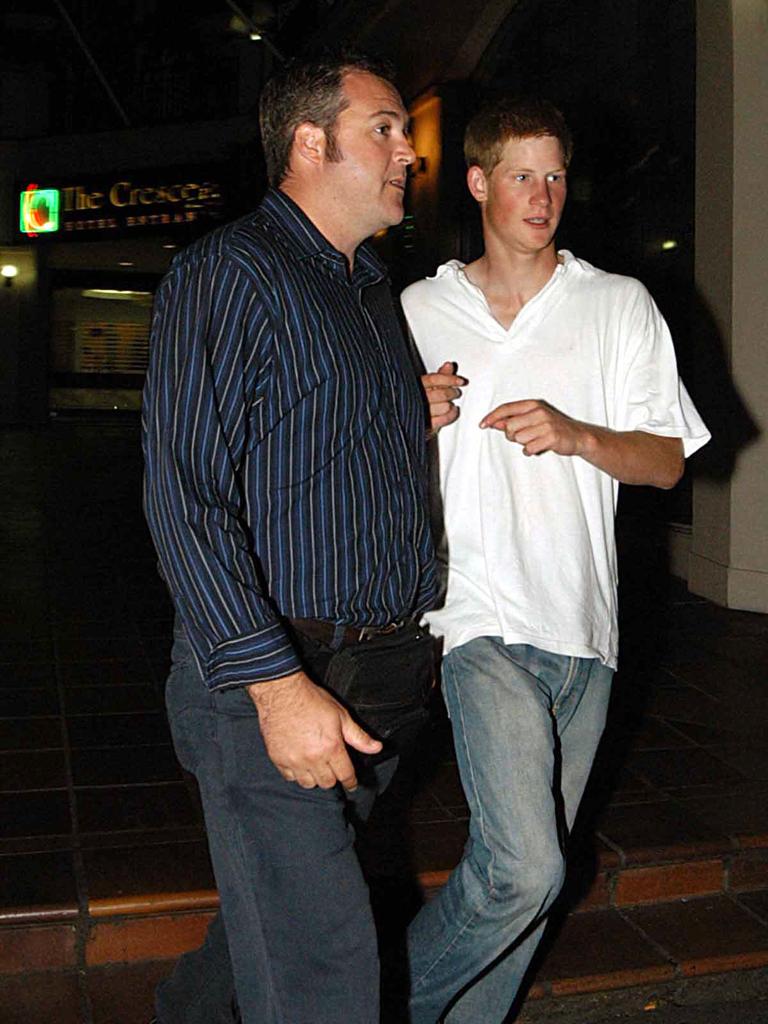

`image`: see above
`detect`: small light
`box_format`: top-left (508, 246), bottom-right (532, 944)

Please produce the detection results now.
top-left (2, 264), bottom-right (19, 288)
top-left (118, 260), bottom-right (135, 267)
top-left (162, 243), bottom-right (177, 250)
top-left (661, 239), bottom-right (678, 251)
top-left (249, 31), bottom-right (262, 40)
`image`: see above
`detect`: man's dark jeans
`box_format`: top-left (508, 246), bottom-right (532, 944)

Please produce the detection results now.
top-left (155, 620), bottom-right (433, 1024)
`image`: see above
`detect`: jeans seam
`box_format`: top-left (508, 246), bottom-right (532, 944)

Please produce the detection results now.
top-left (411, 886), bottom-right (497, 993)
top-left (214, 709), bottom-right (285, 1024)
top-left (449, 663), bottom-right (500, 898)
top-left (550, 655), bottom-right (578, 715)
top-left (411, 661), bottom-right (503, 990)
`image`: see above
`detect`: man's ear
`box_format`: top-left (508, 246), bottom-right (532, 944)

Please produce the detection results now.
top-left (466, 165), bottom-right (488, 204)
top-left (291, 122), bottom-right (327, 170)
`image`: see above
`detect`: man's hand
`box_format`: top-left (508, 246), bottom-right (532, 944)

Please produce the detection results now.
top-left (421, 361), bottom-right (466, 435)
top-left (480, 399), bottom-right (586, 456)
top-left (480, 398), bottom-right (684, 488)
top-left (247, 671), bottom-right (382, 791)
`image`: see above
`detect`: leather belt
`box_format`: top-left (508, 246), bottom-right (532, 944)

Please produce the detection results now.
top-left (287, 617), bottom-right (407, 646)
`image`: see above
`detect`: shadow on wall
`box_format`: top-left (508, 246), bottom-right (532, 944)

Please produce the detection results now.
top-left (684, 286), bottom-right (760, 481)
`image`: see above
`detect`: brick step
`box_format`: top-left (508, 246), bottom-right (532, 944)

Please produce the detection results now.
top-left (4, 893), bottom-right (768, 1022)
top-left (420, 828), bottom-right (768, 909)
top-left (4, 843), bottom-right (768, 988)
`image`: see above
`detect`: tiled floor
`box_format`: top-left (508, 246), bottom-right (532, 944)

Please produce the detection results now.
top-left (3, 417), bottom-right (768, 1022)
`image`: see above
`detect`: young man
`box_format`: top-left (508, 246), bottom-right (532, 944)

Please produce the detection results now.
top-left (143, 54), bottom-right (455, 1024)
top-left (403, 97), bottom-right (710, 1023)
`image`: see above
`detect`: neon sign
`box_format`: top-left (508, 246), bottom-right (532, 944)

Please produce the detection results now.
top-left (17, 166), bottom-right (228, 240)
top-left (20, 184), bottom-right (61, 236)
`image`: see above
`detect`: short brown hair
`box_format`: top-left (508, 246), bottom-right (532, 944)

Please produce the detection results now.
top-left (259, 52), bottom-right (396, 187)
top-left (464, 96), bottom-right (573, 176)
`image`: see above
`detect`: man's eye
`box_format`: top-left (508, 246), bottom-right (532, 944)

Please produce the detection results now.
top-left (515, 174), bottom-right (528, 182)
top-left (548, 173), bottom-right (565, 183)
top-left (375, 125), bottom-right (391, 135)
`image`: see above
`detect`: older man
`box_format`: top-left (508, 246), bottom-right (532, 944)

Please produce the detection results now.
top-left (143, 53), bottom-right (459, 1024)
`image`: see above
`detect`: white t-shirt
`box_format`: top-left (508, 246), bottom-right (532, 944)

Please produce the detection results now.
top-left (402, 252), bottom-right (710, 668)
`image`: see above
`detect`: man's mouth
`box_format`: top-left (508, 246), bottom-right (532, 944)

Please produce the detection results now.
top-left (524, 217), bottom-right (550, 226)
top-left (389, 178), bottom-right (406, 192)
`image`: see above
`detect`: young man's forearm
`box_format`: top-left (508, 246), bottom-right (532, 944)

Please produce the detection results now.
top-left (578, 426), bottom-right (684, 489)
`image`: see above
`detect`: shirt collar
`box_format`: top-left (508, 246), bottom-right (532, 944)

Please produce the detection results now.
top-left (258, 188), bottom-right (388, 286)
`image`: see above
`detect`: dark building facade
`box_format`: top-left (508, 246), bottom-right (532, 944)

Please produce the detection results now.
top-left (2, 0), bottom-right (764, 613)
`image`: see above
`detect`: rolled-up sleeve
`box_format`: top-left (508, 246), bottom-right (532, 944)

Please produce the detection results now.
top-left (142, 253), bottom-right (302, 690)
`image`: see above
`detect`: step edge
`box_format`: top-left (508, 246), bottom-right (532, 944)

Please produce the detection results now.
top-left (3, 843), bottom-right (768, 924)
top-left (0, 903), bottom-right (79, 926)
top-left (88, 889), bottom-right (220, 918)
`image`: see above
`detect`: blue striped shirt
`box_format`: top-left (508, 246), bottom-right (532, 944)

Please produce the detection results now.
top-left (142, 188), bottom-right (437, 690)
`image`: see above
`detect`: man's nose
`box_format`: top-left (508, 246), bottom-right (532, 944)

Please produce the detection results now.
top-left (397, 136), bottom-right (416, 165)
top-left (531, 180), bottom-right (551, 205)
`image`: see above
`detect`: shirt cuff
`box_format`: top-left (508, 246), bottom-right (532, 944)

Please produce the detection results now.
top-left (206, 622), bottom-right (302, 690)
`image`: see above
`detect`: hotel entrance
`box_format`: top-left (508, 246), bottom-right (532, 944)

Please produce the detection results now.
top-left (46, 240), bottom-right (170, 413)
top-left (50, 281), bottom-right (154, 412)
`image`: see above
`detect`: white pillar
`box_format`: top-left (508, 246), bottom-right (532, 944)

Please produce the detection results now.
top-left (689, 0), bottom-right (768, 610)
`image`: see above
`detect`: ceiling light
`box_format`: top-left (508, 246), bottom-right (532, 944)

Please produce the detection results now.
top-left (82, 288), bottom-right (152, 301)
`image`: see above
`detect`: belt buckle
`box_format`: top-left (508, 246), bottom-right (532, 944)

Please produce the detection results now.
top-left (359, 621), bottom-right (401, 642)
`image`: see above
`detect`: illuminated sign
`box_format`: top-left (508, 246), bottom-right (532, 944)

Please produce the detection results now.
top-left (20, 184), bottom-right (61, 236)
top-left (16, 166), bottom-right (230, 240)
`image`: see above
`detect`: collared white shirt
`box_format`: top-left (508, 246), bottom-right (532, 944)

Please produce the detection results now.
top-left (402, 252), bottom-right (710, 667)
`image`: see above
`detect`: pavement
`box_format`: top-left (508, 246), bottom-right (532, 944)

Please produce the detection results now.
top-left (2, 415), bottom-right (768, 1024)
top-left (519, 968), bottom-right (768, 1023)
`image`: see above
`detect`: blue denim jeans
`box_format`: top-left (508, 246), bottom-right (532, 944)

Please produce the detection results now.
top-left (155, 622), bottom-right (431, 1024)
top-left (407, 638), bottom-right (613, 1024)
